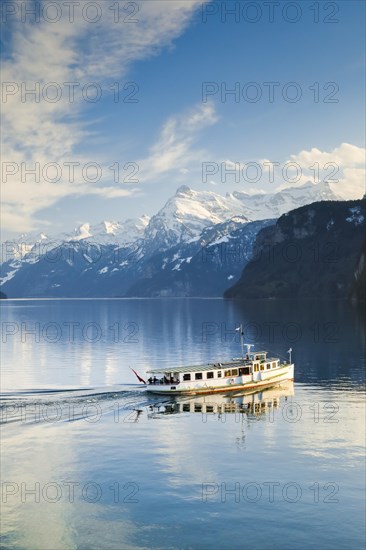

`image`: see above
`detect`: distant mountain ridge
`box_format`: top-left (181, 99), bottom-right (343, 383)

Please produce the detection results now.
top-left (0, 216), bottom-right (150, 263)
top-left (1, 181), bottom-right (345, 298)
top-left (1, 180), bottom-right (340, 264)
top-left (143, 180), bottom-right (341, 252)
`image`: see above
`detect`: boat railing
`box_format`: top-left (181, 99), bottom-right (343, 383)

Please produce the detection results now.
top-left (147, 377), bottom-right (180, 386)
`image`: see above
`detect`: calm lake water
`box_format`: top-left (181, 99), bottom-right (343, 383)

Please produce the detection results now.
top-left (1, 299), bottom-right (365, 550)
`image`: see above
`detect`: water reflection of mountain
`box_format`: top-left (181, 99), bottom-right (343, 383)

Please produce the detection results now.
top-left (147, 381), bottom-right (294, 419)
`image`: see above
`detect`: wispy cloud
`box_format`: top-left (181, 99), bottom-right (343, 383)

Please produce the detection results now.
top-left (137, 102), bottom-right (219, 182)
top-left (1, 0), bottom-right (202, 233)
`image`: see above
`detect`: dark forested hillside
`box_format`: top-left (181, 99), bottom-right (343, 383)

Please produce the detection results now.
top-left (224, 199), bottom-right (366, 301)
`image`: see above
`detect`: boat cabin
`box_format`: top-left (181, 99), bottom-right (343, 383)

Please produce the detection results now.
top-left (146, 351), bottom-right (281, 387)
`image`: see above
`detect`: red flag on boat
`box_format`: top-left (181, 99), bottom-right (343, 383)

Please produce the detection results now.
top-left (130, 367), bottom-right (146, 384)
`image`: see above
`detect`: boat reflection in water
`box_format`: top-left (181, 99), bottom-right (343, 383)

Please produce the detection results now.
top-left (147, 381), bottom-right (294, 420)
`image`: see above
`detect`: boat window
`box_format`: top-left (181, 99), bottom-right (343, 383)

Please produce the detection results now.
top-left (254, 364), bottom-right (259, 372)
top-left (183, 373), bottom-right (191, 381)
top-left (207, 372), bottom-right (214, 379)
top-left (182, 404), bottom-right (190, 412)
top-left (217, 371), bottom-right (222, 378)
top-left (206, 405), bottom-right (214, 413)
top-left (194, 404), bottom-right (202, 412)
top-left (195, 372), bottom-right (203, 380)
top-left (272, 362), bottom-right (276, 368)
top-left (239, 367), bottom-right (250, 375)
top-left (266, 363), bottom-right (271, 369)
top-left (260, 364), bottom-right (265, 371)
top-left (231, 369), bottom-right (238, 376)
top-left (224, 370), bottom-right (231, 377)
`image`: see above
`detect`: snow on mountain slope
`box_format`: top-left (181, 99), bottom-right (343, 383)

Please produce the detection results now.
top-left (225, 181), bottom-right (342, 221)
top-left (1, 180), bottom-right (341, 268)
top-left (0, 179), bottom-right (350, 297)
top-left (0, 232), bottom-right (48, 264)
top-left (56, 215), bottom-right (151, 245)
top-left (0, 216), bottom-right (150, 264)
top-left (125, 218), bottom-right (274, 297)
top-left (142, 181), bottom-right (341, 253)
top-left (77, 216), bottom-right (151, 246)
top-left (142, 185), bottom-right (248, 252)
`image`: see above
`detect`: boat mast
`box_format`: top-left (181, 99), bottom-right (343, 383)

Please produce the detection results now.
top-left (236, 324), bottom-right (245, 359)
top-left (287, 347), bottom-right (292, 364)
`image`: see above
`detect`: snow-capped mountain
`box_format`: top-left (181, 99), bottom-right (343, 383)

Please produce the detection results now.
top-left (0, 217), bottom-right (274, 298)
top-left (140, 185), bottom-right (249, 254)
top-left (66, 216), bottom-right (151, 246)
top-left (225, 180), bottom-right (342, 220)
top-left (0, 215), bottom-right (150, 264)
top-left (141, 181), bottom-right (341, 254)
top-left (0, 180), bottom-right (345, 297)
top-left (126, 218), bottom-right (273, 297)
top-left (1, 181), bottom-right (340, 264)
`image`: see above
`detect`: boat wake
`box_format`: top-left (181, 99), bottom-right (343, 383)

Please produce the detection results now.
top-left (0, 384), bottom-right (166, 427)
top-left (1, 381), bottom-right (296, 427)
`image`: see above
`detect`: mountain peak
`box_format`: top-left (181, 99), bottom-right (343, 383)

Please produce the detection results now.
top-left (175, 185), bottom-right (192, 196)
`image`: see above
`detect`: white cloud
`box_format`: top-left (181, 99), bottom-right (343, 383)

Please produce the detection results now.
top-left (281, 143), bottom-right (366, 198)
top-left (137, 102), bottom-right (219, 182)
top-left (289, 143), bottom-right (365, 167)
top-left (221, 145), bottom-right (365, 199)
top-left (1, 0), bottom-right (203, 233)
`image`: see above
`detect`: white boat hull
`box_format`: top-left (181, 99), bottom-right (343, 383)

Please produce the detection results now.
top-left (147, 363), bottom-right (294, 395)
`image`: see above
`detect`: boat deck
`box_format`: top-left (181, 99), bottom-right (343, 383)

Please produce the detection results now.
top-left (147, 360), bottom-right (241, 375)
top-left (147, 354), bottom-right (277, 375)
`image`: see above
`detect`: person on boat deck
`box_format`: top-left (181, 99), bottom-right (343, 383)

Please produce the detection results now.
top-left (148, 377), bottom-right (152, 384)
top-left (153, 376), bottom-right (157, 384)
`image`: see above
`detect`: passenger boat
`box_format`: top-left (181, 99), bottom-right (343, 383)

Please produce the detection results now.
top-left (141, 325), bottom-right (294, 395)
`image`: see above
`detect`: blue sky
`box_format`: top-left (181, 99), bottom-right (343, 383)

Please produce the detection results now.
top-left (1, 0), bottom-right (365, 238)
